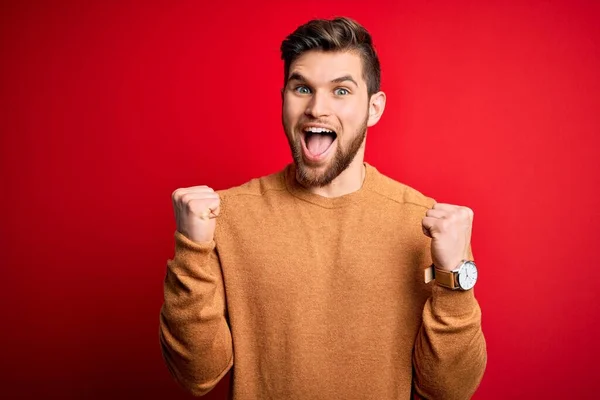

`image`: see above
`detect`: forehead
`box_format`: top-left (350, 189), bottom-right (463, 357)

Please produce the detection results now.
top-left (288, 50), bottom-right (365, 87)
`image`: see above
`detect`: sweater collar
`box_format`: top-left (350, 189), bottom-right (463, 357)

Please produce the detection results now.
top-left (283, 162), bottom-right (378, 208)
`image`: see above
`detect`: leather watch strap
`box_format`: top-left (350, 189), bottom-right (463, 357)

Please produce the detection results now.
top-left (434, 267), bottom-right (457, 289)
top-left (424, 264), bottom-right (459, 289)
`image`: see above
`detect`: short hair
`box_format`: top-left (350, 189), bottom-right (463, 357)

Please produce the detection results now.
top-left (280, 17), bottom-right (381, 97)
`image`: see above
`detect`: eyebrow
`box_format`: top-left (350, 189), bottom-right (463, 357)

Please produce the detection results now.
top-left (288, 72), bottom-right (358, 87)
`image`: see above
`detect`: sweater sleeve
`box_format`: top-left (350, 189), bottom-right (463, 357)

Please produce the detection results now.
top-left (412, 247), bottom-right (487, 399)
top-left (159, 231), bottom-right (233, 397)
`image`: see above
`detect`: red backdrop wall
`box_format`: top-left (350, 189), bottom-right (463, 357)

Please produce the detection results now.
top-left (1, 1), bottom-right (599, 399)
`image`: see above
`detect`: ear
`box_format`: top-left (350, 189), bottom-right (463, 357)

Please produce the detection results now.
top-left (281, 88), bottom-right (284, 101)
top-left (367, 91), bottom-right (386, 127)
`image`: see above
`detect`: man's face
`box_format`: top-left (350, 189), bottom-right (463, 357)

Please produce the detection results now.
top-left (281, 50), bottom-right (372, 187)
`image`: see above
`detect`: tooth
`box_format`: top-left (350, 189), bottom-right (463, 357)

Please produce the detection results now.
top-left (305, 127), bottom-right (332, 133)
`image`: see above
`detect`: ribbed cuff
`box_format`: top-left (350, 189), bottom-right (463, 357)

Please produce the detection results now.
top-left (170, 231), bottom-right (216, 276)
top-left (174, 231), bottom-right (215, 252)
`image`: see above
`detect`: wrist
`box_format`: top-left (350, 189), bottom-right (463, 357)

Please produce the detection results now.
top-left (434, 256), bottom-right (469, 272)
top-left (432, 260), bottom-right (478, 291)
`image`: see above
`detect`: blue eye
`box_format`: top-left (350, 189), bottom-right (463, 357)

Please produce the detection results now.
top-left (335, 88), bottom-right (349, 96)
top-left (295, 86), bottom-right (311, 94)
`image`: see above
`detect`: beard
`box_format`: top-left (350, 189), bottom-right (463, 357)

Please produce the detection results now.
top-left (284, 114), bottom-right (368, 188)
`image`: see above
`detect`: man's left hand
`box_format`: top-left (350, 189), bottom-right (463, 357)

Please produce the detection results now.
top-left (422, 203), bottom-right (474, 271)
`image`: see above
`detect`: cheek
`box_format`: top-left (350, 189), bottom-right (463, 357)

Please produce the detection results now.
top-left (335, 100), bottom-right (367, 130)
top-left (283, 96), bottom-right (303, 122)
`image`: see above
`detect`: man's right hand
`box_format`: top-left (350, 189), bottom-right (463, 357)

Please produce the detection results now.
top-left (172, 186), bottom-right (220, 244)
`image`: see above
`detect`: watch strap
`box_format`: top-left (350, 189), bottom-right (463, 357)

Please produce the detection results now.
top-left (433, 267), bottom-right (458, 289)
top-left (424, 264), bottom-right (459, 290)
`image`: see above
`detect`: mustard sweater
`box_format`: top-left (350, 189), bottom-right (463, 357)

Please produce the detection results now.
top-left (159, 163), bottom-right (487, 400)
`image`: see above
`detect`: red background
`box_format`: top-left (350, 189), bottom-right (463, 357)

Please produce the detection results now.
top-left (1, 1), bottom-right (599, 399)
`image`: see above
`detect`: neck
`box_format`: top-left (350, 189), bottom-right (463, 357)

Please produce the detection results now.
top-left (304, 152), bottom-right (366, 198)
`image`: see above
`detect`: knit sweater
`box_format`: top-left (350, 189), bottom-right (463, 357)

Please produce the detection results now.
top-left (159, 162), bottom-right (487, 400)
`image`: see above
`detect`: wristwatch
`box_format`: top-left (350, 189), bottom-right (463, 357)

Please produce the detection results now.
top-left (433, 260), bottom-right (478, 291)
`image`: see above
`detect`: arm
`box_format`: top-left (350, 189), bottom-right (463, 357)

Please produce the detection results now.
top-left (159, 231), bottom-right (233, 396)
top-left (414, 202), bottom-right (487, 398)
top-left (412, 283), bottom-right (487, 399)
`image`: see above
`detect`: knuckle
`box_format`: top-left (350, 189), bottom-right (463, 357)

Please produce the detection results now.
top-left (462, 206), bottom-right (474, 218)
top-left (180, 193), bottom-right (191, 205)
top-left (439, 219), bottom-right (449, 231)
top-left (172, 189), bottom-right (181, 201)
top-left (445, 210), bottom-right (457, 222)
top-left (188, 203), bottom-right (201, 215)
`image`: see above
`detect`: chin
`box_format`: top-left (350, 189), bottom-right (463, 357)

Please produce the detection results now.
top-left (295, 151), bottom-right (349, 187)
top-left (296, 162), bottom-right (334, 187)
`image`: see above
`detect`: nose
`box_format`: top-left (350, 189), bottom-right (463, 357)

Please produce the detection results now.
top-left (305, 91), bottom-right (330, 118)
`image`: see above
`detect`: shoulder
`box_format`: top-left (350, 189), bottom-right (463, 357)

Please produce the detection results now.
top-left (215, 166), bottom-right (287, 206)
top-left (365, 163), bottom-right (436, 210)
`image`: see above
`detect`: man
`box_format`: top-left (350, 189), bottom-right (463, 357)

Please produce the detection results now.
top-left (160, 17), bottom-right (486, 400)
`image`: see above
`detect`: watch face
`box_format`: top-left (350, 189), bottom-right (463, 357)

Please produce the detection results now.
top-left (458, 262), bottom-right (478, 290)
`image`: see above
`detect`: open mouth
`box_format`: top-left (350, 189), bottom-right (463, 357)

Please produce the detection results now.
top-left (301, 126), bottom-right (337, 160)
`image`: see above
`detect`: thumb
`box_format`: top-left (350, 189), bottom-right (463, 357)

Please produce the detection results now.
top-left (421, 216), bottom-right (435, 238)
top-left (197, 197), bottom-right (221, 220)
top-left (422, 225), bottom-right (432, 238)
